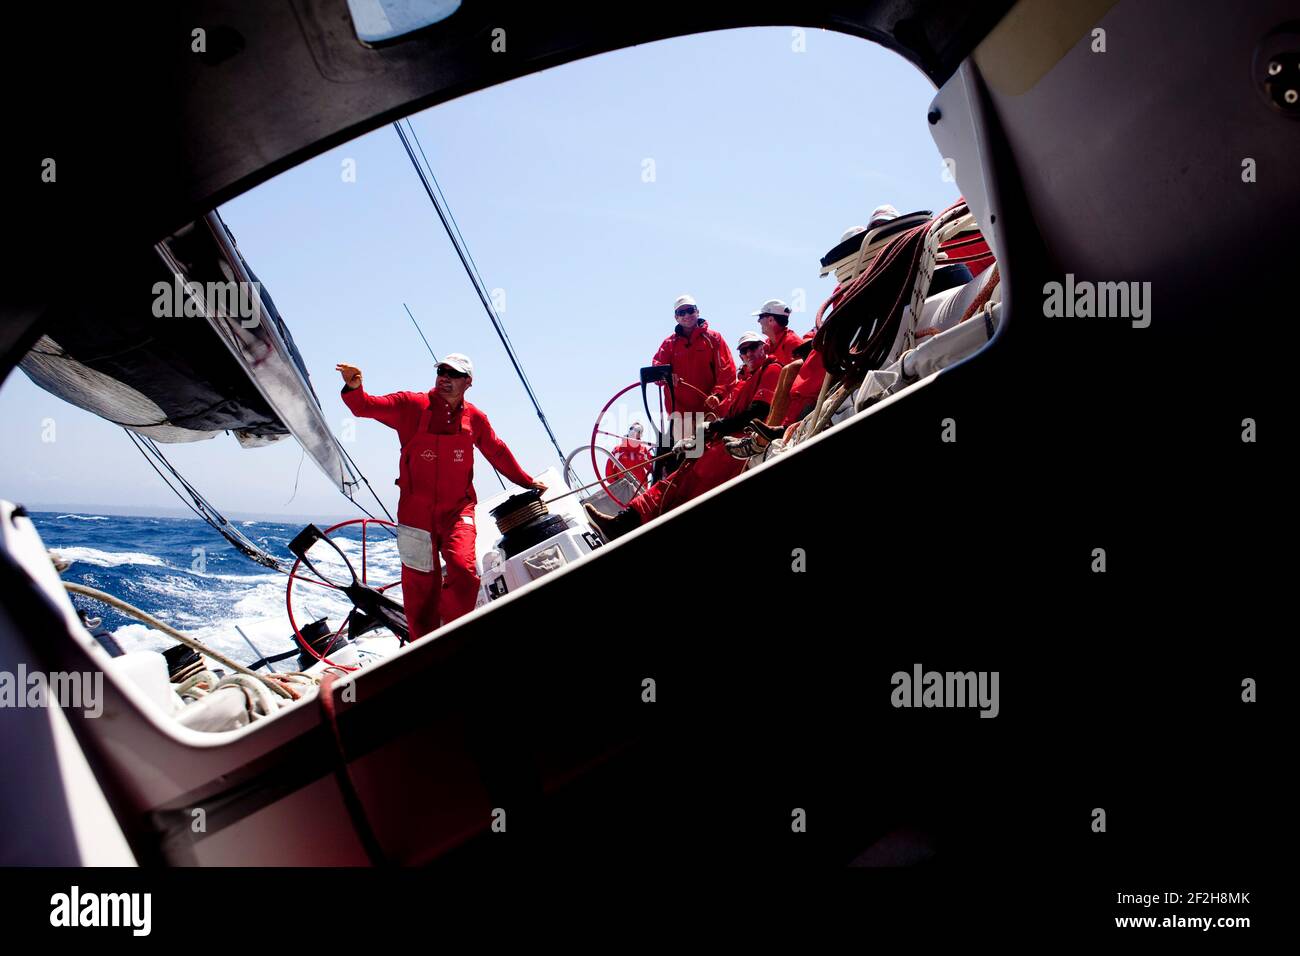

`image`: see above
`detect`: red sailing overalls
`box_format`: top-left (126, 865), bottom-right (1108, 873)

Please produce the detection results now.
top-left (605, 438), bottom-right (653, 488)
top-left (626, 358), bottom-right (780, 523)
top-left (396, 402), bottom-right (480, 639)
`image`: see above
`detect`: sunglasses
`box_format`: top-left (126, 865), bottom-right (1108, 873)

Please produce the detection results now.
top-left (738, 344), bottom-right (762, 355)
top-left (436, 366), bottom-right (468, 379)
top-left (674, 306), bottom-right (698, 317)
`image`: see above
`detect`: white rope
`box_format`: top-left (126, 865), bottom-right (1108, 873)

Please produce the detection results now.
top-left (899, 205), bottom-right (976, 355)
top-left (63, 581), bottom-right (295, 700)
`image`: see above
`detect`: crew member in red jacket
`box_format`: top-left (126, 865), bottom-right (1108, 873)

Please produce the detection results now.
top-left (336, 355), bottom-right (545, 638)
top-left (651, 294), bottom-right (736, 419)
top-left (585, 333), bottom-right (778, 539)
top-left (604, 422), bottom-right (653, 490)
top-left (752, 298), bottom-right (802, 366)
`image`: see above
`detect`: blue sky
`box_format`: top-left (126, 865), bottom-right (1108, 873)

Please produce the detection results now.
top-left (0, 27), bottom-right (958, 519)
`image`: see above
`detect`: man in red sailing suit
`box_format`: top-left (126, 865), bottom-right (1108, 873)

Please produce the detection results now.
top-left (651, 294), bottom-right (736, 419)
top-left (752, 298), bottom-right (803, 367)
top-left (603, 422), bottom-right (653, 490)
top-left (337, 355), bottom-right (545, 639)
top-left (585, 333), bottom-right (779, 540)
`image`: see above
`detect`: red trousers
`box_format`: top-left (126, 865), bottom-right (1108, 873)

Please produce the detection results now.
top-left (399, 502), bottom-right (479, 639)
top-left (627, 441), bottom-right (745, 524)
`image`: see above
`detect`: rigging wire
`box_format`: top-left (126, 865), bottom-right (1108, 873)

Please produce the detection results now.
top-left (404, 302), bottom-right (438, 365)
top-left (405, 120), bottom-right (544, 441)
top-left (336, 443), bottom-right (398, 533)
top-left (392, 119), bottom-right (572, 482)
top-left (123, 429), bottom-right (285, 571)
top-left (336, 443), bottom-right (397, 530)
top-left (284, 447), bottom-right (305, 506)
top-left (405, 120), bottom-right (528, 378)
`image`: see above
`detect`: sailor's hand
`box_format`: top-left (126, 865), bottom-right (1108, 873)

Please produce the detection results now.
top-left (704, 393), bottom-right (722, 411)
top-left (336, 363), bottom-right (363, 390)
top-left (671, 435), bottom-right (696, 456)
top-left (527, 479), bottom-right (548, 493)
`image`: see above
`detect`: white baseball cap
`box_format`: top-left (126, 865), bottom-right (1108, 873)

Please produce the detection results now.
top-left (839, 225), bottom-right (866, 242)
top-left (751, 298), bottom-right (792, 318)
top-left (737, 331), bottom-right (765, 348)
top-left (673, 294), bottom-right (697, 310)
top-left (440, 352), bottom-right (474, 378)
top-left (869, 203), bottom-right (901, 227)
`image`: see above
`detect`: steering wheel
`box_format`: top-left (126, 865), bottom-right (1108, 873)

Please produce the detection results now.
top-left (284, 518), bottom-right (406, 672)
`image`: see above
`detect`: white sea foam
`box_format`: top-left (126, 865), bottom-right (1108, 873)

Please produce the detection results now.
top-left (132, 574), bottom-right (200, 597)
top-left (196, 570), bottom-right (284, 585)
top-left (56, 514), bottom-right (110, 521)
top-left (111, 584), bottom-right (410, 669)
top-left (110, 623), bottom-right (174, 654)
top-left (293, 537), bottom-right (402, 587)
top-left (96, 531), bottom-right (408, 671)
top-left (54, 547), bottom-right (166, 568)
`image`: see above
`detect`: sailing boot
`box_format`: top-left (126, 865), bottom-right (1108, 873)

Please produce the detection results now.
top-left (725, 432), bottom-right (769, 460)
top-left (748, 418), bottom-right (787, 442)
top-left (583, 501), bottom-right (642, 542)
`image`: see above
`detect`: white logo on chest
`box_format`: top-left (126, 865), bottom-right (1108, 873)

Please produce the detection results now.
top-left (453, 449), bottom-right (465, 463)
top-left (420, 449), bottom-right (436, 461)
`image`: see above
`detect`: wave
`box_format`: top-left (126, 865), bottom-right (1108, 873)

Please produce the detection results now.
top-left (56, 514), bottom-right (109, 521)
top-left (53, 546), bottom-right (167, 569)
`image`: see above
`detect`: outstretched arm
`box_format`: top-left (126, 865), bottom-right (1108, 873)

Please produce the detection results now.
top-left (473, 412), bottom-right (545, 491)
top-left (707, 401), bottom-right (771, 437)
top-left (336, 362), bottom-right (411, 430)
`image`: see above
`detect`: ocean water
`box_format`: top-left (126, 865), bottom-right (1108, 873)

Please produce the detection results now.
top-left (30, 511), bottom-right (406, 667)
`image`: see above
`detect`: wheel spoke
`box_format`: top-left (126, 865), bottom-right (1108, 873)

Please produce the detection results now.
top-left (319, 610), bottom-right (354, 660)
top-left (582, 382), bottom-right (659, 510)
top-left (291, 575), bottom-right (343, 591)
top-left (361, 522), bottom-right (368, 585)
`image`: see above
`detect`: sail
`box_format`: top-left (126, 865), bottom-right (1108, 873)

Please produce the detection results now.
top-left (18, 211), bottom-right (359, 495)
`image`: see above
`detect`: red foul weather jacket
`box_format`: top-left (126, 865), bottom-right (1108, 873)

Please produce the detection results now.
top-left (605, 438), bottom-right (653, 487)
top-left (783, 332), bottom-right (825, 426)
top-left (624, 358), bottom-right (780, 525)
top-left (728, 358), bottom-right (781, 417)
top-left (341, 386), bottom-right (533, 527)
top-left (651, 321), bottom-right (737, 415)
top-left (764, 326), bottom-right (803, 367)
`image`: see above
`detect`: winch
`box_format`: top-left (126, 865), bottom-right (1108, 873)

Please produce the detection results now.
top-left (490, 489), bottom-right (571, 558)
top-left (478, 482), bottom-right (605, 603)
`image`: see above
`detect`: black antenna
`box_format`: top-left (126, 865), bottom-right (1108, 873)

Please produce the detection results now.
top-left (404, 302), bottom-right (437, 364)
